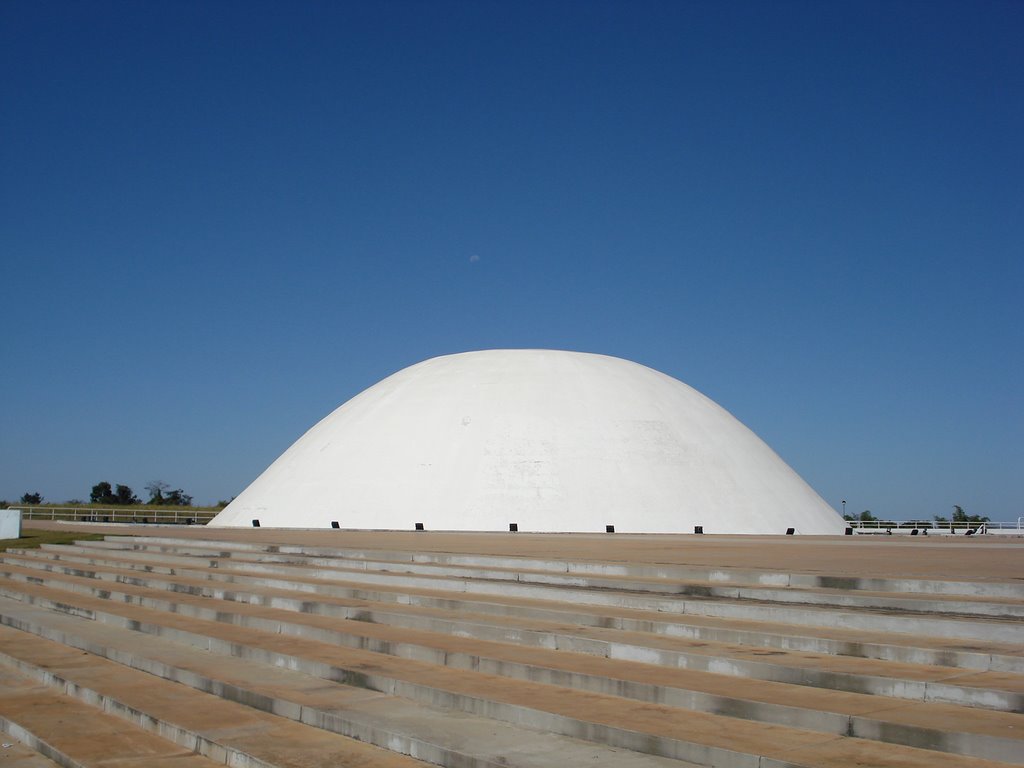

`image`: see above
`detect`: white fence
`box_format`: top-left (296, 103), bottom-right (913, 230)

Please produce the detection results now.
top-left (11, 506), bottom-right (218, 526)
top-left (9, 506), bottom-right (1022, 535)
top-left (847, 518), bottom-right (1023, 536)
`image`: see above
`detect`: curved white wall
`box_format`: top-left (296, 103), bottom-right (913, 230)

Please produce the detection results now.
top-left (212, 350), bottom-right (845, 534)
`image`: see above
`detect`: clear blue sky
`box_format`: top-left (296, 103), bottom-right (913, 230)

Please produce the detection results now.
top-left (2, 1), bottom-right (1021, 520)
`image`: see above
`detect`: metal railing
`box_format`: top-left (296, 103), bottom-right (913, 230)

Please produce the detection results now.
top-left (847, 518), bottom-right (1022, 535)
top-left (9, 506), bottom-right (218, 525)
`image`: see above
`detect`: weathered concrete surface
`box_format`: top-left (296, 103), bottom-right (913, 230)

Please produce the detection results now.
top-left (45, 536), bottom-right (1024, 611)
top-left (0, 598), bottom-right (703, 768)
top-left (0, 664), bottom-right (224, 768)
top-left (0, 739), bottom-right (61, 768)
top-left (6, 544), bottom-right (1024, 689)
top-left (0, 524), bottom-right (1020, 767)
top-left (1, 569), bottom-right (1022, 760)
top-left (0, 623), bottom-right (450, 768)
top-left (25, 520), bottom-right (1024, 580)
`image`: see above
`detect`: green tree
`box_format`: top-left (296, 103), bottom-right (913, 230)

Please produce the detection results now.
top-left (146, 481), bottom-right (191, 506)
top-left (935, 505), bottom-right (989, 525)
top-left (844, 510), bottom-right (877, 522)
top-left (90, 482), bottom-right (116, 505)
top-left (145, 480), bottom-right (169, 505)
top-left (114, 485), bottom-right (138, 505)
top-left (952, 505), bottom-right (988, 523)
top-left (163, 488), bottom-right (193, 506)
top-left (20, 492), bottom-right (42, 505)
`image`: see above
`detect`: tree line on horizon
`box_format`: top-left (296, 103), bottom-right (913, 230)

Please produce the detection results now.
top-left (842, 505), bottom-right (989, 525)
top-left (87, 480), bottom-right (193, 507)
top-left (6, 481), bottom-right (235, 509)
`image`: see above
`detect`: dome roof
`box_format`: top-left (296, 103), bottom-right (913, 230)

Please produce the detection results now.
top-left (211, 350), bottom-right (844, 534)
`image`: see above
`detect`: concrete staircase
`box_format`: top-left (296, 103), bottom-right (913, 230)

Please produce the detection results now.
top-left (0, 533), bottom-right (1021, 767)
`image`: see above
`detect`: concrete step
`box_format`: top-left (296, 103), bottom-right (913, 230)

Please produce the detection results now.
top-left (5, 551), bottom-right (1024, 714)
top-left (0, 597), bottom-right (774, 768)
top-left (0, 660), bottom-right (226, 768)
top-left (5, 560), bottom-right (1024, 743)
top-left (95, 538), bottom-right (1024, 618)
top-left (16, 540), bottom-right (1024, 671)
top-left (4, 548), bottom-right (1019, 708)
top-left (52, 540), bottom-right (1023, 643)
top-left (0, 611), bottom-right (687, 768)
top-left (2, 561), bottom-right (1024, 761)
top-left (1, 591), bottom-right (1021, 768)
top-left (117, 536), bottom-right (1024, 599)
top-left (3, 553), bottom-right (1021, 723)
top-left (4, 532), bottom-right (1023, 768)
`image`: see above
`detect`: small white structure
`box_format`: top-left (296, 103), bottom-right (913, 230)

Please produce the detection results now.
top-left (212, 350), bottom-right (845, 534)
top-left (1, 508), bottom-right (22, 540)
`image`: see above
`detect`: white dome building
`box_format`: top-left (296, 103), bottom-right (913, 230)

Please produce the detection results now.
top-left (211, 350), bottom-right (845, 534)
